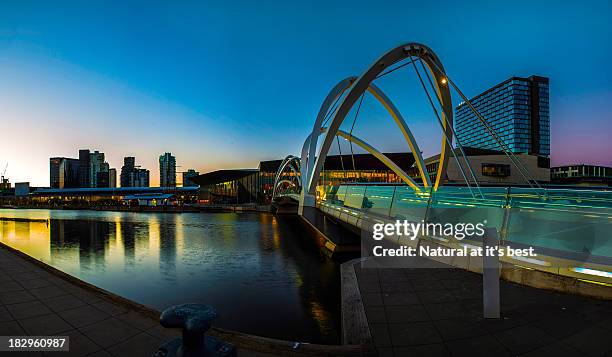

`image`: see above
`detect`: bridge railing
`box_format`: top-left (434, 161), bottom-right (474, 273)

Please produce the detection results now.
top-left (320, 183), bottom-right (612, 284)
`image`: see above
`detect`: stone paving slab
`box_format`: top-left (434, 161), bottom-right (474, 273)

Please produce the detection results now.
top-left (0, 244), bottom-right (280, 357)
top-left (351, 260), bottom-right (612, 357)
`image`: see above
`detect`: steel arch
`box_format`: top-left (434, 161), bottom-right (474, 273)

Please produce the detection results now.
top-left (333, 129), bottom-right (421, 191)
top-left (305, 43), bottom-right (453, 195)
top-left (301, 78), bottom-right (433, 193)
top-left (272, 155), bottom-right (301, 199)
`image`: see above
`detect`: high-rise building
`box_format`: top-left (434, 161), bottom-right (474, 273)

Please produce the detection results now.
top-left (89, 151), bottom-right (110, 188)
top-left (182, 169), bottom-right (199, 187)
top-left (109, 168), bottom-right (117, 188)
top-left (120, 156), bottom-right (149, 187)
top-left (78, 149), bottom-right (90, 188)
top-left (50, 157), bottom-right (79, 189)
top-left (455, 75), bottom-right (550, 157)
top-left (134, 169), bottom-right (150, 187)
top-left (50, 158), bottom-right (62, 189)
top-left (120, 157), bottom-right (135, 187)
top-left (159, 152), bottom-right (176, 187)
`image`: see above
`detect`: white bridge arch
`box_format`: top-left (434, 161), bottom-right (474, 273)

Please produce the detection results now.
top-left (272, 43), bottom-right (454, 210)
top-left (272, 155), bottom-right (301, 200)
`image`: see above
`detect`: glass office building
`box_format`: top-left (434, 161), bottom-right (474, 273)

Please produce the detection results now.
top-left (455, 75), bottom-right (550, 157)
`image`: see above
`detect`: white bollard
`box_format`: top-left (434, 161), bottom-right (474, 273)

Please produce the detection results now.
top-left (482, 228), bottom-right (500, 319)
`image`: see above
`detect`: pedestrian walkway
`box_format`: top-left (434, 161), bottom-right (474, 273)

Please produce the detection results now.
top-left (347, 259), bottom-right (612, 356)
top-left (0, 245), bottom-right (184, 356)
top-left (0, 244), bottom-right (291, 357)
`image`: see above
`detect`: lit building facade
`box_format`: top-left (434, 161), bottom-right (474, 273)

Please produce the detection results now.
top-left (192, 153), bottom-right (416, 205)
top-left (159, 152), bottom-right (176, 187)
top-left (455, 75), bottom-right (550, 157)
top-left (413, 147), bottom-right (550, 185)
top-left (551, 164), bottom-right (612, 186)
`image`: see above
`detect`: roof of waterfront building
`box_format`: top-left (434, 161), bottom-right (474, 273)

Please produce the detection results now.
top-left (193, 153), bottom-right (417, 186)
top-left (423, 147), bottom-right (507, 164)
top-left (258, 152), bottom-right (417, 173)
top-left (190, 169), bottom-right (259, 186)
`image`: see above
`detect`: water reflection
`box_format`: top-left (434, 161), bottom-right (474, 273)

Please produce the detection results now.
top-left (0, 209), bottom-right (342, 344)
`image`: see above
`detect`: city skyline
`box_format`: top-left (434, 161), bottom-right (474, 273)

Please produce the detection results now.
top-left (1, 1), bottom-right (610, 186)
top-left (50, 148), bottom-right (194, 188)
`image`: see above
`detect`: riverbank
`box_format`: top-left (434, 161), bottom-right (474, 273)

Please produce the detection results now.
top-left (0, 242), bottom-right (373, 356)
top-left (0, 203), bottom-right (271, 213)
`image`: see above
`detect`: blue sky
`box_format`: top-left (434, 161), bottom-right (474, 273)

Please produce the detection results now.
top-left (0, 0), bottom-right (610, 186)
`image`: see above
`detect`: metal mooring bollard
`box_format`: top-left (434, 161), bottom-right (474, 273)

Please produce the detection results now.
top-left (154, 304), bottom-right (236, 357)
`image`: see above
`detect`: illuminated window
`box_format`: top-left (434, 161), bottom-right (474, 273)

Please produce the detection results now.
top-left (482, 163), bottom-right (510, 177)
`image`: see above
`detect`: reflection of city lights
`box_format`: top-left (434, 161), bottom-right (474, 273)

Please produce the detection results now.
top-left (309, 300), bottom-right (330, 334)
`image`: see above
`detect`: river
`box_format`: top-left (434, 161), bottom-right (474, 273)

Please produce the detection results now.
top-left (0, 208), bottom-right (342, 344)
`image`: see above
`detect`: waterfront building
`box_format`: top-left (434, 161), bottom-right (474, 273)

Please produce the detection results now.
top-left (159, 152), bottom-right (176, 187)
top-left (50, 157), bottom-right (80, 189)
top-left (14, 182), bottom-right (30, 196)
top-left (551, 164), bottom-right (612, 186)
top-left (414, 147), bottom-right (550, 185)
top-left (19, 186), bottom-right (197, 206)
top-left (78, 149), bottom-right (91, 188)
top-left (192, 153), bottom-right (417, 204)
top-left (109, 168), bottom-right (117, 188)
top-left (182, 169), bottom-right (199, 187)
top-left (455, 75), bottom-right (550, 157)
top-left (49, 158), bottom-right (61, 188)
top-left (134, 169), bottom-right (150, 187)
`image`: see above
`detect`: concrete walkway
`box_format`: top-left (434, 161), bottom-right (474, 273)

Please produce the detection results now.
top-left (0, 245), bottom-right (183, 356)
top-left (0, 244), bottom-right (284, 357)
top-left (349, 260), bottom-right (612, 356)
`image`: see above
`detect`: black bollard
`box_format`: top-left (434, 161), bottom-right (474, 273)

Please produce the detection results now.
top-left (154, 304), bottom-right (236, 357)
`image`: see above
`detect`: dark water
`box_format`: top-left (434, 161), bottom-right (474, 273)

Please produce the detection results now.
top-left (0, 209), bottom-right (342, 344)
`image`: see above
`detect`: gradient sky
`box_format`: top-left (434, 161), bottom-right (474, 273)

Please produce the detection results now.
top-left (0, 0), bottom-right (610, 186)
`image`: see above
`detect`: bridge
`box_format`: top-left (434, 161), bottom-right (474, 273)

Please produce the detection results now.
top-left (270, 42), bottom-right (612, 294)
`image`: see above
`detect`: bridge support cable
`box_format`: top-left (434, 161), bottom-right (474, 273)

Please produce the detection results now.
top-left (306, 43), bottom-right (454, 195)
top-left (425, 60), bottom-right (543, 193)
top-left (375, 58), bottom-right (420, 79)
top-left (450, 77), bottom-right (543, 192)
top-left (335, 135), bottom-right (346, 176)
top-left (410, 57), bottom-right (480, 199)
top-left (322, 92), bottom-right (345, 129)
top-left (416, 58), bottom-right (485, 199)
top-left (348, 93), bottom-right (366, 175)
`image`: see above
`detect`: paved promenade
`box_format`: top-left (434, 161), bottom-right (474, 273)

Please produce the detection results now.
top-left (348, 259), bottom-right (612, 357)
top-left (0, 245), bottom-right (184, 356)
top-left (0, 244), bottom-right (286, 357)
